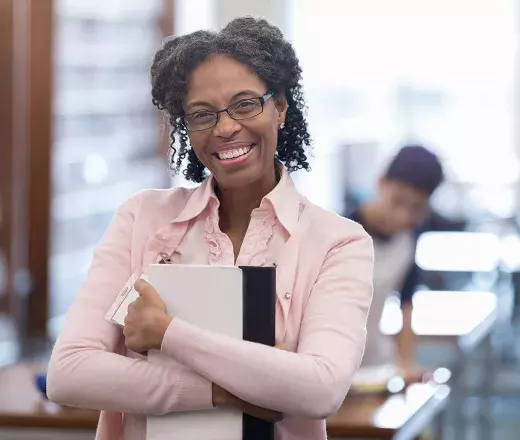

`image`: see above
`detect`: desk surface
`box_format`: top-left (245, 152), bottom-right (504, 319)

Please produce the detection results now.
top-left (0, 363), bottom-right (99, 430)
top-left (327, 383), bottom-right (450, 439)
top-left (1, 363), bottom-right (449, 438)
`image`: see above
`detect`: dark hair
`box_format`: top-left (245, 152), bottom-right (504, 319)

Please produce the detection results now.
top-left (150, 16), bottom-right (312, 183)
top-left (385, 145), bottom-right (444, 195)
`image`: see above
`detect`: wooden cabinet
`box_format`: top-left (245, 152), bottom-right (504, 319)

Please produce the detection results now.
top-left (0, 0), bottom-right (53, 344)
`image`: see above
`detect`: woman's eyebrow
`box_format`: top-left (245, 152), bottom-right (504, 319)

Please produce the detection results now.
top-left (186, 90), bottom-right (260, 111)
top-left (185, 100), bottom-right (214, 112)
top-left (230, 90), bottom-right (259, 100)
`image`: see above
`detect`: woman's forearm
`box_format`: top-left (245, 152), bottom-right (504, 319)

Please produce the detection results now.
top-left (162, 317), bottom-right (363, 419)
top-left (396, 302), bottom-right (416, 372)
top-left (47, 343), bottom-right (213, 415)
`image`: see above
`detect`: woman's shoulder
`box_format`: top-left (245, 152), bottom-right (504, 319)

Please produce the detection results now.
top-left (137, 185), bottom-right (198, 206)
top-left (118, 185), bottom-right (199, 222)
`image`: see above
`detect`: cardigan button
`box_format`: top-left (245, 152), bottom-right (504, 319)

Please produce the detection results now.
top-left (284, 292), bottom-right (291, 300)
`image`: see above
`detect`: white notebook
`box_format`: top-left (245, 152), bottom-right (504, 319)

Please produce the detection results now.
top-left (145, 264), bottom-right (244, 440)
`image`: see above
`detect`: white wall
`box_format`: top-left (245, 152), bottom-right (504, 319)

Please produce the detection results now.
top-left (287, 0), bottom-right (518, 215)
top-left (174, 0), bottom-right (217, 34)
top-left (215, 0), bottom-right (287, 30)
top-left (174, 0), bottom-right (287, 34)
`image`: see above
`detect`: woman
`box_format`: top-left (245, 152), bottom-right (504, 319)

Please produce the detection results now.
top-left (47, 17), bottom-right (373, 440)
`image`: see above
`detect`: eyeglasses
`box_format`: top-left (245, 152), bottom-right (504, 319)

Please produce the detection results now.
top-left (182, 91), bottom-right (273, 132)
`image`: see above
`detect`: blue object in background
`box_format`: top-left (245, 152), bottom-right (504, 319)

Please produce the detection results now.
top-left (35, 373), bottom-right (48, 399)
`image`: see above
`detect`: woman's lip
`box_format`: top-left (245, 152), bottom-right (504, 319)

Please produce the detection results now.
top-left (214, 144), bottom-right (256, 167)
top-left (212, 142), bottom-right (256, 156)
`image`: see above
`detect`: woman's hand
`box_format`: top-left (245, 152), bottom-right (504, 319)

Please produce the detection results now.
top-left (211, 344), bottom-right (288, 423)
top-left (123, 279), bottom-right (173, 353)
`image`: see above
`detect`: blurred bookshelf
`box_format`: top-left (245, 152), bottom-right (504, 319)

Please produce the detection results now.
top-left (49, 0), bottom-right (171, 322)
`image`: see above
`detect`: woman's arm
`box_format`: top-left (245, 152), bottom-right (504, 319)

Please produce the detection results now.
top-left (396, 301), bottom-right (416, 373)
top-left (396, 264), bottom-right (419, 376)
top-left (161, 230), bottom-right (374, 419)
top-left (47, 194), bottom-right (212, 415)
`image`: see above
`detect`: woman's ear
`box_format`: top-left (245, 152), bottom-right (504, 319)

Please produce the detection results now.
top-left (274, 94), bottom-right (288, 126)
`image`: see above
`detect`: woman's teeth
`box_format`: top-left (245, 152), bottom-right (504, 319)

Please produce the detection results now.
top-left (217, 145), bottom-right (252, 160)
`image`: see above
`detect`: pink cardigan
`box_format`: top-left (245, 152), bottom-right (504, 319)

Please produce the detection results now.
top-left (47, 170), bottom-right (373, 440)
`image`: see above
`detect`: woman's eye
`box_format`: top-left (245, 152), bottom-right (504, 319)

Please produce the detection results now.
top-left (234, 100), bottom-right (257, 111)
top-left (192, 112), bottom-right (213, 120)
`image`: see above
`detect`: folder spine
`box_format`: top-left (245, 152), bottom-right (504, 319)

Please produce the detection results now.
top-left (240, 266), bottom-right (276, 440)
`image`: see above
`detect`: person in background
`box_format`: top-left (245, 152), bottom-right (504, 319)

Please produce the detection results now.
top-left (346, 145), bottom-right (444, 378)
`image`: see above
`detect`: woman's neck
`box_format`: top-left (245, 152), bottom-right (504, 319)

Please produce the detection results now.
top-left (217, 166), bottom-right (279, 234)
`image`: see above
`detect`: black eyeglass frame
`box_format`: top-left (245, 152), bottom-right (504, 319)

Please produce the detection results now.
top-left (182, 91), bottom-right (274, 132)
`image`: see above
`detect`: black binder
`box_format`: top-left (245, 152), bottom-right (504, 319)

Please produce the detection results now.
top-left (240, 266), bottom-right (276, 440)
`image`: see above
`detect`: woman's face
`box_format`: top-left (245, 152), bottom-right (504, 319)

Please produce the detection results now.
top-left (184, 54), bottom-right (287, 189)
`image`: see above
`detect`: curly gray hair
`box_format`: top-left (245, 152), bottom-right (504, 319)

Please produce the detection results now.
top-left (150, 16), bottom-right (312, 183)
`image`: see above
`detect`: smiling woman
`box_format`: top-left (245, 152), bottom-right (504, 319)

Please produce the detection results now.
top-left (46, 16), bottom-right (374, 440)
top-left (150, 17), bottom-right (311, 185)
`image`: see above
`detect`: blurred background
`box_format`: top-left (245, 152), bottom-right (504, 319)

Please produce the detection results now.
top-left (1, 0), bottom-right (520, 439)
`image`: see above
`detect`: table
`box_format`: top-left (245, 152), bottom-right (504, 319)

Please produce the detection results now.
top-left (381, 290), bottom-right (498, 440)
top-left (327, 382), bottom-right (450, 439)
top-left (0, 363), bottom-right (98, 439)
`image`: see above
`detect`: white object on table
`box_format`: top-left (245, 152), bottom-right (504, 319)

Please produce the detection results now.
top-left (415, 232), bottom-right (500, 272)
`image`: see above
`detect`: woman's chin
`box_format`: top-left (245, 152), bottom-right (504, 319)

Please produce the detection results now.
top-left (213, 163), bottom-right (271, 190)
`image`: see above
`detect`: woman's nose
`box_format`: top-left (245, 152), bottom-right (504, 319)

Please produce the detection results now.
top-left (212, 112), bottom-right (241, 138)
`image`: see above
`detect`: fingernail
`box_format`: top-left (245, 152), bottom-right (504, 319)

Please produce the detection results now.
top-left (134, 278), bottom-right (146, 290)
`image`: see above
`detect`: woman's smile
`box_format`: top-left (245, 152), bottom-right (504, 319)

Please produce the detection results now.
top-left (213, 143), bottom-right (257, 167)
